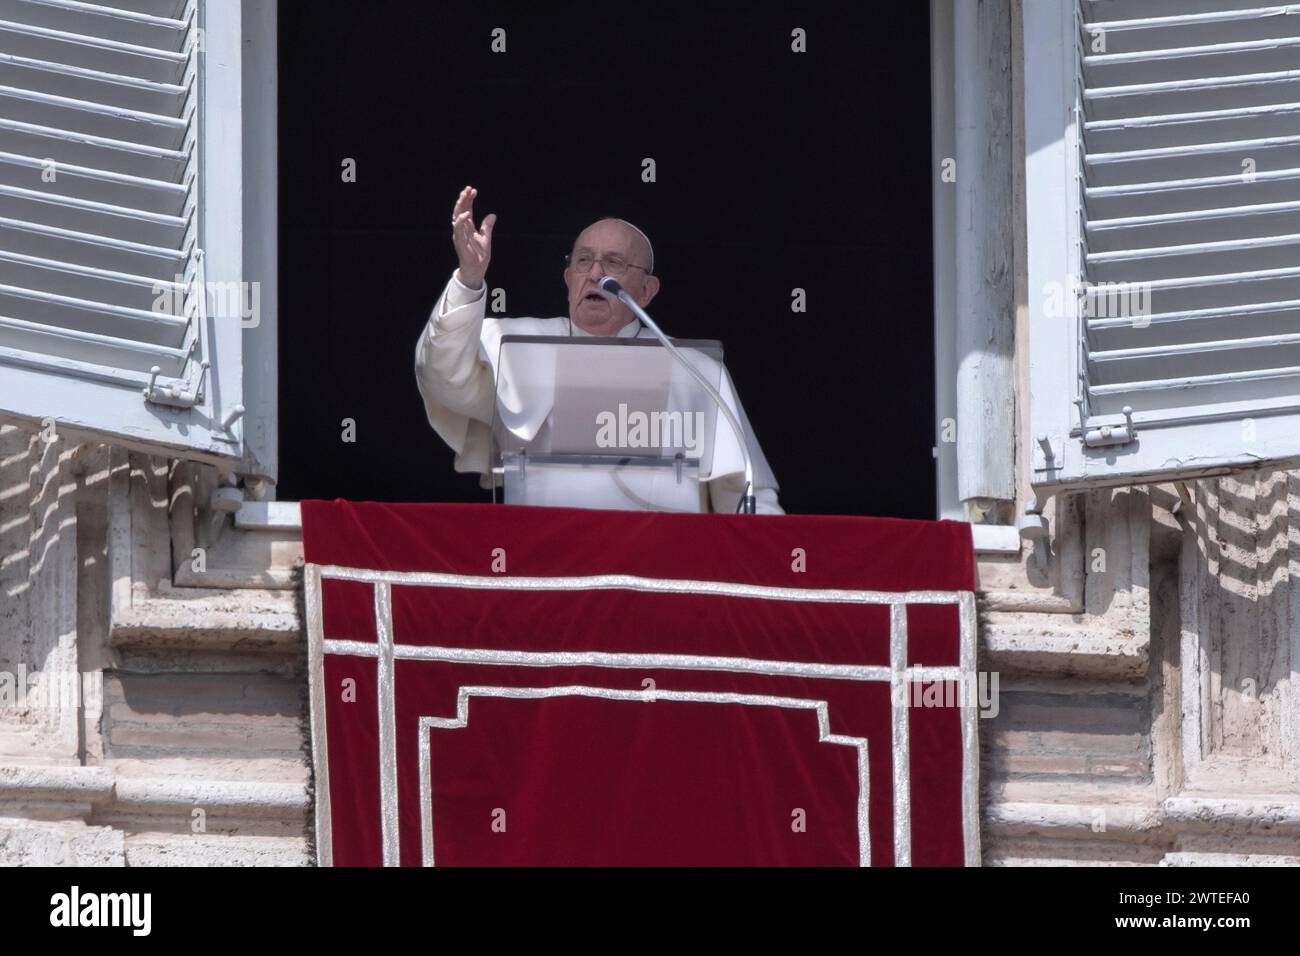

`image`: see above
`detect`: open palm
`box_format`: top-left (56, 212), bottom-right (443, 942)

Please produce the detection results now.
top-left (451, 185), bottom-right (496, 288)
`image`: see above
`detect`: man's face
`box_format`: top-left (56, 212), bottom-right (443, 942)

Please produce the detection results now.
top-left (564, 220), bottom-right (661, 335)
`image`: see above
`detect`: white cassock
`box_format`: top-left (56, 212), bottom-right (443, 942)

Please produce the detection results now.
top-left (415, 271), bottom-right (784, 514)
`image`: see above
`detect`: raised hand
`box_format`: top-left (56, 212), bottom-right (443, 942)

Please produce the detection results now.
top-left (450, 185), bottom-right (496, 289)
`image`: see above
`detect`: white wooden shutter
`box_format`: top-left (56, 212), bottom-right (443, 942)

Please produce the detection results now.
top-left (1027, 0), bottom-right (1300, 489)
top-left (0, 0), bottom-right (246, 463)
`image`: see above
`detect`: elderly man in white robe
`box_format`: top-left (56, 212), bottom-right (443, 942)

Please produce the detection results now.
top-left (415, 186), bottom-right (783, 514)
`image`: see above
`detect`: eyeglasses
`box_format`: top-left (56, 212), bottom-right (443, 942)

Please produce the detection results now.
top-left (564, 252), bottom-right (651, 277)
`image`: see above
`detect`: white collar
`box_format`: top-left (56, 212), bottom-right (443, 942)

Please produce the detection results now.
top-left (569, 318), bottom-right (643, 338)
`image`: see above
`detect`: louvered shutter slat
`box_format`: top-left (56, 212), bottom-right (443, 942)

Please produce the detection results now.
top-left (0, 181), bottom-right (186, 238)
top-left (0, 311), bottom-right (185, 371)
top-left (0, 213), bottom-right (185, 277)
top-left (0, 51), bottom-right (187, 114)
top-left (0, 18), bottom-right (186, 84)
top-left (0, 0), bottom-right (189, 49)
top-left (0, 118), bottom-right (187, 177)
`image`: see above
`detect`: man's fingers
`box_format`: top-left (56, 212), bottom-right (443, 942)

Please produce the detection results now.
top-left (451, 185), bottom-right (475, 222)
top-left (450, 190), bottom-right (490, 270)
top-left (454, 210), bottom-right (476, 241)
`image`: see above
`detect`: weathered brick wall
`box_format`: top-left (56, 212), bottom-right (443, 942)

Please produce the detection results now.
top-left (984, 682), bottom-right (1151, 784)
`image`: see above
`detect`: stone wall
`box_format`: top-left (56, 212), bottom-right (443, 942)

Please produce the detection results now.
top-left (981, 471), bottom-right (1300, 865)
top-left (0, 420), bottom-right (1296, 865)
top-left (0, 427), bottom-right (307, 865)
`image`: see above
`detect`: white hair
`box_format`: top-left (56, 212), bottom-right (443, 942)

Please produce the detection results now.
top-left (587, 217), bottom-right (655, 274)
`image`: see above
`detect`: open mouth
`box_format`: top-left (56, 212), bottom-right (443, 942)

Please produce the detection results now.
top-left (583, 291), bottom-right (605, 303)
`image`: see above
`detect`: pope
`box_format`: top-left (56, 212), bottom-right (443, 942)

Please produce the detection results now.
top-left (415, 185), bottom-right (783, 514)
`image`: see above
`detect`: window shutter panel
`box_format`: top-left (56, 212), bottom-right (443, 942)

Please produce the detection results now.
top-left (0, 0), bottom-right (245, 462)
top-left (1029, 1), bottom-right (1300, 489)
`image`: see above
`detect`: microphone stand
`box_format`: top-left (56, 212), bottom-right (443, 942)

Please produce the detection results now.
top-left (597, 277), bottom-right (757, 514)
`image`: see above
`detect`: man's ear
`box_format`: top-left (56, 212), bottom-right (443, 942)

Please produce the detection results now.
top-left (638, 275), bottom-right (661, 307)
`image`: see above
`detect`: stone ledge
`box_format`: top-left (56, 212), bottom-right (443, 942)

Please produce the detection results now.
top-left (986, 799), bottom-right (1165, 842)
top-left (1163, 796), bottom-right (1300, 836)
top-left (123, 832), bottom-right (308, 866)
top-left (980, 616), bottom-right (1148, 677)
top-left (0, 765), bottom-right (114, 804)
top-left (985, 795), bottom-right (1300, 854)
top-left (1163, 851), bottom-right (1300, 866)
top-left (112, 777), bottom-right (308, 817)
top-left (0, 765), bottom-right (307, 820)
top-left (110, 585), bottom-right (300, 652)
top-left (980, 590), bottom-right (1082, 613)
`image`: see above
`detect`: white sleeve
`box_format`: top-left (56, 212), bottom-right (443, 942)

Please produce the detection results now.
top-left (441, 269), bottom-right (487, 316)
top-left (414, 271), bottom-right (497, 478)
top-left (704, 366), bottom-right (783, 514)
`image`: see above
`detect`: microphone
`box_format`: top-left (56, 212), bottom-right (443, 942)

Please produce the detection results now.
top-left (596, 276), bottom-right (757, 514)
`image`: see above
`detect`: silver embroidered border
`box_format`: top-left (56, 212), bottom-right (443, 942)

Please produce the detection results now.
top-left (889, 604), bottom-right (911, 866)
top-left (314, 566), bottom-right (965, 606)
top-left (304, 563), bottom-right (982, 868)
top-left (373, 582), bottom-right (399, 866)
top-left (322, 639), bottom-right (967, 684)
top-left (959, 591), bottom-right (980, 866)
top-left (304, 563), bottom-right (332, 866)
top-left (417, 686), bottom-right (870, 867)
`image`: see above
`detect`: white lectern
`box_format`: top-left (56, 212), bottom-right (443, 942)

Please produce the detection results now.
top-left (490, 335), bottom-right (727, 512)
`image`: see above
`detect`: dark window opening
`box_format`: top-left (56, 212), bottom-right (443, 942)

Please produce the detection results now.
top-left (277, 0), bottom-right (934, 518)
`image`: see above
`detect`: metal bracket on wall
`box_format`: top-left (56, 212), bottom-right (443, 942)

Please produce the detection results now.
top-left (144, 360), bottom-right (209, 409)
top-left (1075, 400), bottom-right (1137, 449)
top-left (1018, 492), bottom-right (1053, 574)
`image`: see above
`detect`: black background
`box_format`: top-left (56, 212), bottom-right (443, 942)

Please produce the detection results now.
top-left (277, 0), bottom-right (935, 517)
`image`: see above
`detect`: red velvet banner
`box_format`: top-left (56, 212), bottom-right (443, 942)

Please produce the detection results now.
top-left (302, 502), bottom-right (978, 867)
